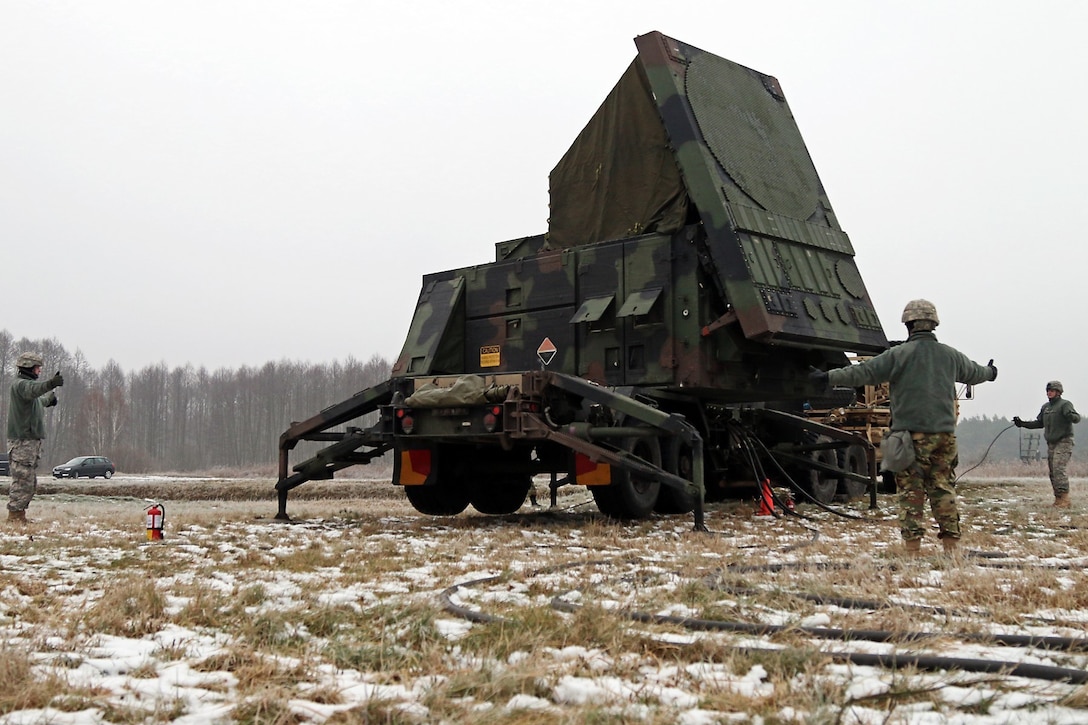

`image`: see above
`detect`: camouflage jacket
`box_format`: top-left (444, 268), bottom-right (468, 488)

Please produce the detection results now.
top-left (1020, 397), bottom-right (1081, 444)
top-left (826, 330), bottom-right (995, 434)
top-left (7, 371), bottom-right (58, 441)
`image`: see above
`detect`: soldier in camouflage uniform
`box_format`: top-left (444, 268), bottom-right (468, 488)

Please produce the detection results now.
top-left (7, 352), bottom-right (64, 524)
top-left (812, 300), bottom-right (997, 554)
top-left (1014, 381), bottom-right (1080, 508)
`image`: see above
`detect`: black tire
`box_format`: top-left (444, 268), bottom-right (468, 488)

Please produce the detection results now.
top-left (403, 447), bottom-right (471, 516)
top-left (800, 436), bottom-right (837, 504)
top-left (104, 470), bottom-right (113, 479)
top-left (467, 448), bottom-right (533, 515)
top-left (592, 436), bottom-right (661, 519)
top-left (470, 477), bottom-right (532, 515)
top-left (654, 440), bottom-right (697, 514)
top-left (405, 482), bottom-right (470, 516)
top-left (838, 444), bottom-right (870, 500)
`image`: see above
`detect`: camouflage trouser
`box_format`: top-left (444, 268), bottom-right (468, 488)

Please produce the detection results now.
top-left (1047, 437), bottom-right (1074, 496)
top-left (7, 439), bottom-right (42, 513)
top-left (895, 431), bottom-right (960, 542)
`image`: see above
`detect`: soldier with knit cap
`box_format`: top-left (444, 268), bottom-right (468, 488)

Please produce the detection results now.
top-left (6, 352), bottom-right (63, 524)
top-left (810, 299), bottom-right (997, 555)
top-left (1014, 381), bottom-right (1080, 508)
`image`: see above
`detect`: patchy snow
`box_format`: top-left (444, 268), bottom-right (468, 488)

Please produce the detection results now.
top-left (0, 476), bottom-right (1086, 723)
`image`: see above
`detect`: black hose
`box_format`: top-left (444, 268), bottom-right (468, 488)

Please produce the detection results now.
top-left (439, 574), bottom-right (506, 624)
top-left (747, 434), bottom-right (865, 521)
top-left (550, 595), bottom-right (1088, 683)
top-left (737, 432), bottom-right (820, 525)
top-left (438, 556), bottom-right (639, 623)
top-left (709, 582), bottom-right (958, 617)
top-left (701, 582), bottom-right (1087, 651)
top-left (440, 557), bottom-right (1088, 686)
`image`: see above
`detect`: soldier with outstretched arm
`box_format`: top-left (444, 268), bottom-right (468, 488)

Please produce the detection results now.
top-left (7, 352), bottom-right (64, 524)
top-left (809, 300), bottom-right (997, 555)
top-left (1013, 381), bottom-right (1080, 508)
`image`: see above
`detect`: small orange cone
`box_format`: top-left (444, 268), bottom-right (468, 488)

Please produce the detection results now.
top-left (756, 478), bottom-right (775, 516)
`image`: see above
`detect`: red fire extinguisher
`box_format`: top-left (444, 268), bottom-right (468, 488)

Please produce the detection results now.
top-left (145, 502), bottom-right (165, 541)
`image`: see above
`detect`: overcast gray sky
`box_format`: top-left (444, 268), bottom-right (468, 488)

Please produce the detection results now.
top-left (2, 1), bottom-right (1084, 419)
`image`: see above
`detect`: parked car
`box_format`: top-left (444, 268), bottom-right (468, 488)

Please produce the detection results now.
top-left (52, 456), bottom-right (115, 479)
top-left (0, 453), bottom-right (8, 476)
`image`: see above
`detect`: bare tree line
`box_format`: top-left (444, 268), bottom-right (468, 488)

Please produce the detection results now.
top-left (0, 330), bottom-right (390, 473)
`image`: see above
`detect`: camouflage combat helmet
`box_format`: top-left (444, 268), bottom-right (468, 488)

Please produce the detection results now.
top-left (901, 299), bottom-right (939, 327)
top-left (1046, 380), bottom-right (1064, 394)
top-left (15, 352), bottom-right (44, 369)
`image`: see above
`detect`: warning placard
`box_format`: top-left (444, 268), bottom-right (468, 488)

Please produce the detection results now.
top-left (480, 345), bottom-right (500, 368)
top-left (537, 337), bottom-right (557, 367)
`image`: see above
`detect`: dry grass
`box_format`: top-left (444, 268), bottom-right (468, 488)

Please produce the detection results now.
top-left (0, 475), bottom-right (1085, 722)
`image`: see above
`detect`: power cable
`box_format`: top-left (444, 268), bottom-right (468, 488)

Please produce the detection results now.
top-left (747, 434), bottom-right (864, 520)
top-left (440, 557), bottom-right (1088, 685)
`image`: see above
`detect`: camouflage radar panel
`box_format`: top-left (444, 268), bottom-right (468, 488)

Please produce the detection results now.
top-left (549, 32), bottom-right (887, 355)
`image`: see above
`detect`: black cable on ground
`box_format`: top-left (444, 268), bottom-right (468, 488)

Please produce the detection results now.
top-left (552, 592), bottom-right (1088, 653)
top-left (437, 555), bottom-right (1088, 687)
top-left (708, 581), bottom-right (958, 618)
top-left (440, 556), bottom-right (1088, 685)
top-left (439, 574), bottom-right (506, 624)
top-left (549, 596), bottom-right (1088, 684)
top-left (701, 582), bottom-right (1086, 652)
top-left (439, 556), bottom-right (639, 624)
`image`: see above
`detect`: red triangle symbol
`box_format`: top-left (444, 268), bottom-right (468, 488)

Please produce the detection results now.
top-left (537, 337), bottom-right (557, 366)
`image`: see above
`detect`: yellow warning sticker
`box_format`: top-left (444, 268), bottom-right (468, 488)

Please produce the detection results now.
top-left (480, 345), bottom-right (501, 368)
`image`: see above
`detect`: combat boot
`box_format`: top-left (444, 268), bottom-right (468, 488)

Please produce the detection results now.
top-left (941, 537), bottom-right (960, 554)
top-left (1054, 493), bottom-right (1071, 508)
top-left (7, 509), bottom-right (28, 525)
top-left (903, 539), bottom-right (922, 555)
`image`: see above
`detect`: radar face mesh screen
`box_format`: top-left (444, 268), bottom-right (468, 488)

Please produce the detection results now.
top-left (686, 53), bottom-right (820, 221)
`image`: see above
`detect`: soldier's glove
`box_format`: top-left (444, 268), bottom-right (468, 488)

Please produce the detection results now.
top-left (1012, 416), bottom-right (1023, 427)
top-left (49, 371), bottom-right (64, 388)
top-left (45, 395), bottom-right (58, 408)
top-left (807, 366), bottom-right (829, 388)
top-left (987, 359), bottom-right (997, 380)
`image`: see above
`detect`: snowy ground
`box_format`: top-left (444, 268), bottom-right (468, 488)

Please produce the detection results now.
top-left (0, 475), bottom-right (1086, 724)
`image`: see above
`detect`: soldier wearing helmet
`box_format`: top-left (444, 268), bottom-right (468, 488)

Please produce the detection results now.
top-left (7, 352), bottom-right (64, 524)
top-left (810, 299), bottom-right (997, 556)
top-left (1013, 381), bottom-right (1080, 508)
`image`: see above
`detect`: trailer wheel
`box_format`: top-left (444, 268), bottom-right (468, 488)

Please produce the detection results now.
top-left (838, 444), bottom-right (870, 500)
top-left (405, 483), bottom-right (470, 516)
top-left (655, 441), bottom-right (697, 514)
top-left (404, 447), bottom-right (470, 516)
top-left (469, 478), bottom-right (532, 514)
top-left (592, 436), bottom-right (661, 519)
top-left (466, 448), bottom-right (533, 515)
top-left (800, 436), bottom-right (837, 504)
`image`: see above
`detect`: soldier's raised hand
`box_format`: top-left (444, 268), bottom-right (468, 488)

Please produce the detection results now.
top-left (50, 370), bottom-right (64, 388)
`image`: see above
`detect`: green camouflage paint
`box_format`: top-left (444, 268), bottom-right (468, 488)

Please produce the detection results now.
top-left (391, 31), bottom-right (886, 404)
